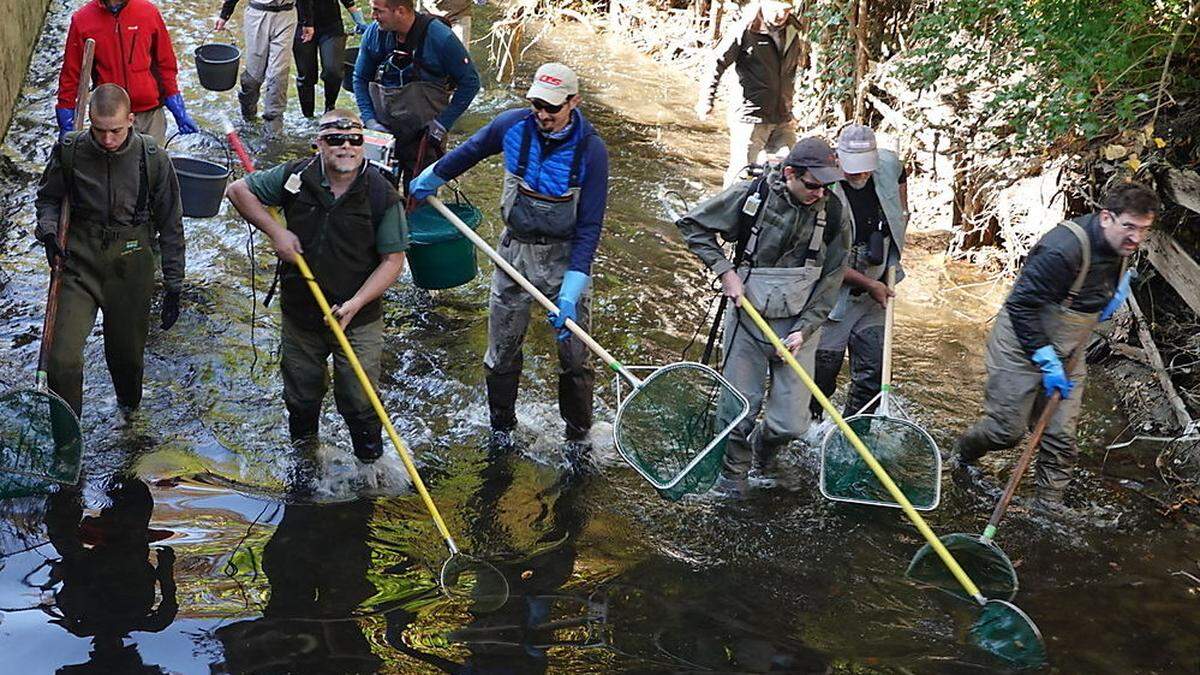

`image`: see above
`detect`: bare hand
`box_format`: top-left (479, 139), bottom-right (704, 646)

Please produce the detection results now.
top-left (214, 17), bottom-right (227, 31)
top-left (332, 298), bottom-right (361, 329)
top-left (300, 27), bottom-right (315, 42)
top-left (784, 330), bottom-right (805, 354)
top-left (868, 280), bottom-right (895, 308)
top-left (272, 230), bottom-right (303, 263)
top-left (720, 269), bottom-right (743, 301)
top-left (694, 99), bottom-right (712, 121)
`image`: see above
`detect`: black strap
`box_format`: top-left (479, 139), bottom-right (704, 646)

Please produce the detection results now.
top-left (733, 175), bottom-right (770, 265)
top-left (568, 132), bottom-right (590, 188)
top-left (515, 122), bottom-right (534, 180)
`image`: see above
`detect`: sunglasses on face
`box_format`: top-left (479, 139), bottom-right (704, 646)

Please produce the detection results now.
top-left (319, 133), bottom-right (365, 147)
top-left (529, 97), bottom-right (571, 114)
top-left (800, 177), bottom-right (833, 190)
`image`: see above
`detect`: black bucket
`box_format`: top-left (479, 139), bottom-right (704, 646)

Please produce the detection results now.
top-left (342, 46), bottom-right (359, 93)
top-left (195, 43), bottom-right (241, 92)
top-left (166, 131), bottom-right (232, 218)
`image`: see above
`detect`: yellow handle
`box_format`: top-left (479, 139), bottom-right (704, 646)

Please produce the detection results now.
top-left (736, 296), bottom-right (985, 604)
top-left (278, 208), bottom-right (458, 554)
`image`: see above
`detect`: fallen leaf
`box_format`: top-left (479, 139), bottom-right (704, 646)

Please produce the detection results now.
top-left (1103, 144), bottom-right (1129, 160)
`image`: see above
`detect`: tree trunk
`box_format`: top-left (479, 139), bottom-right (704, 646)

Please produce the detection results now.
top-left (707, 0), bottom-right (724, 44)
top-left (852, 0), bottom-right (870, 121)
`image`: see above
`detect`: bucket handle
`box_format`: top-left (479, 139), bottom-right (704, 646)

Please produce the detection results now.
top-left (165, 128), bottom-right (234, 176)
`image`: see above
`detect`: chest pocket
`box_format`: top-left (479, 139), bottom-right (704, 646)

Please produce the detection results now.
top-left (742, 267), bottom-right (821, 319)
top-left (125, 25), bottom-right (152, 72)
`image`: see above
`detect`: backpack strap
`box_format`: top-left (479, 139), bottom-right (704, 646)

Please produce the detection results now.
top-left (1058, 220), bottom-right (1091, 307)
top-left (568, 131), bottom-right (590, 189)
top-left (59, 131), bottom-right (82, 198)
top-left (515, 120), bottom-right (534, 180)
top-left (134, 134), bottom-right (158, 225)
top-left (733, 174), bottom-right (770, 266)
top-left (801, 197), bottom-right (829, 267)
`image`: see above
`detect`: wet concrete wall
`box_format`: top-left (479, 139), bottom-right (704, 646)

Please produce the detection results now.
top-left (0, 0), bottom-right (51, 143)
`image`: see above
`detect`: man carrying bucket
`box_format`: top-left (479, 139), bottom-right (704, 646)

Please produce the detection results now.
top-left (35, 84), bottom-right (185, 417)
top-left (353, 0), bottom-right (480, 186)
top-left (955, 182), bottom-right (1158, 512)
top-left (55, 0), bottom-right (200, 144)
top-left (216, 0), bottom-right (312, 131)
top-left (225, 109), bottom-right (409, 463)
top-left (695, 0), bottom-right (802, 187)
top-left (677, 137), bottom-right (850, 498)
top-left (408, 63), bottom-right (609, 451)
top-left (810, 125), bottom-right (908, 423)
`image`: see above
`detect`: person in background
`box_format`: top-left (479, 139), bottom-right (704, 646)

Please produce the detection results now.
top-left (353, 0), bottom-right (480, 187)
top-left (695, 0), bottom-right (802, 186)
top-left (216, 0), bottom-right (313, 131)
top-left (56, 0), bottom-right (199, 144)
top-left (420, 0), bottom-right (478, 46)
top-left (36, 84), bottom-right (185, 418)
top-left (810, 125), bottom-right (909, 425)
top-left (408, 63), bottom-right (608, 453)
top-left (294, 0), bottom-right (371, 117)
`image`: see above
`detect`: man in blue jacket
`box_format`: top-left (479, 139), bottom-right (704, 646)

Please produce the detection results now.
top-left (353, 0), bottom-right (479, 183)
top-left (410, 63), bottom-right (609, 450)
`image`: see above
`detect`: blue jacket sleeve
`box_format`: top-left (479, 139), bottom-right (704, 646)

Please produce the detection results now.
top-left (569, 136), bottom-right (608, 275)
top-left (426, 23), bottom-right (480, 131)
top-left (433, 109), bottom-right (524, 181)
top-left (353, 25), bottom-right (386, 122)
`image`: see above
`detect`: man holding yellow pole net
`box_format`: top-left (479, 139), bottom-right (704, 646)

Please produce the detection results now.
top-left (676, 137), bottom-right (850, 498)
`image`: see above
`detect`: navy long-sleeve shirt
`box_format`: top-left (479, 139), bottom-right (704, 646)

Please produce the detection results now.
top-left (434, 108), bottom-right (609, 275)
top-left (351, 18), bottom-right (479, 131)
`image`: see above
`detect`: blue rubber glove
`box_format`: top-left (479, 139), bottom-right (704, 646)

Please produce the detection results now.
top-left (164, 94), bottom-right (199, 134)
top-left (55, 107), bottom-right (74, 138)
top-left (1031, 345), bottom-right (1073, 399)
top-left (350, 8), bottom-right (369, 34)
top-left (1099, 268), bottom-right (1136, 321)
top-left (408, 163), bottom-right (446, 201)
top-left (548, 270), bottom-right (589, 342)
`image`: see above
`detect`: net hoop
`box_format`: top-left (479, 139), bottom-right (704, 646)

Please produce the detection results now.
top-left (613, 362), bottom-right (750, 491)
top-left (818, 413), bottom-right (942, 511)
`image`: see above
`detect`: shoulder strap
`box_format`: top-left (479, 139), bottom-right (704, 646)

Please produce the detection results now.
top-left (364, 166), bottom-right (395, 230)
top-left (60, 131), bottom-right (81, 195)
top-left (733, 174), bottom-right (771, 265)
top-left (568, 131), bottom-right (590, 188)
top-left (1058, 220), bottom-right (1091, 306)
top-left (802, 194), bottom-right (831, 267)
top-left (136, 134), bottom-right (159, 223)
top-left (515, 120), bottom-right (534, 180)
top-left (278, 156), bottom-right (320, 211)
top-left (408, 12), bottom-right (447, 77)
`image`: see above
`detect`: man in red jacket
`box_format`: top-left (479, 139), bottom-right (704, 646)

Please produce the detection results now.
top-left (55, 0), bottom-right (199, 143)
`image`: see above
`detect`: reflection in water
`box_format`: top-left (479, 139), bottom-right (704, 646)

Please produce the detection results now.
top-left (215, 500), bottom-right (382, 673)
top-left (42, 475), bottom-right (177, 674)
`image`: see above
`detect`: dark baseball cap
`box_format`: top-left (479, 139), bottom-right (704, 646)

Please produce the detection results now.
top-left (785, 137), bottom-right (844, 184)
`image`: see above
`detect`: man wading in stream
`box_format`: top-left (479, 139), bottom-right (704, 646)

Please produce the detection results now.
top-left (35, 83), bottom-right (185, 418)
top-left (695, 0), bottom-right (802, 187)
top-left (809, 125), bottom-right (909, 427)
top-left (955, 182), bottom-right (1159, 512)
top-left (677, 137), bottom-right (850, 498)
top-left (353, 0), bottom-right (480, 188)
top-left (56, 0), bottom-right (200, 144)
top-left (225, 110), bottom-right (408, 463)
top-left (216, 0), bottom-right (311, 132)
top-left (409, 63), bottom-right (609, 455)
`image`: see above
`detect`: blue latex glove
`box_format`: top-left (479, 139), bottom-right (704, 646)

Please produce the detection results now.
top-left (408, 163), bottom-right (445, 201)
top-left (164, 94), bottom-right (199, 134)
top-left (349, 8), bottom-right (369, 34)
top-left (547, 270), bottom-right (589, 342)
top-left (1032, 345), bottom-right (1073, 399)
top-left (1099, 268), bottom-right (1136, 321)
top-left (55, 108), bottom-right (74, 138)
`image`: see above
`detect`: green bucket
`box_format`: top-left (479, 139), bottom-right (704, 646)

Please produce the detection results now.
top-left (407, 201), bottom-right (483, 290)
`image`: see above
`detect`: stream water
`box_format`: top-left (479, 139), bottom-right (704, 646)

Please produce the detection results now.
top-left (1, 2), bottom-right (1198, 672)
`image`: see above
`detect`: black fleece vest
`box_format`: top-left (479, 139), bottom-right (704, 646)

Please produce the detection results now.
top-left (279, 159), bottom-right (393, 329)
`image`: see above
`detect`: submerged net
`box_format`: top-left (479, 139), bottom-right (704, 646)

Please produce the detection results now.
top-left (0, 389), bottom-right (82, 497)
top-left (906, 532), bottom-right (1018, 602)
top-left (819, 414), bottom-right (941, 510)
top-left (614, 363), bottom-right (749, 501)
top-left (970, 599), bottom-right (1046, 669)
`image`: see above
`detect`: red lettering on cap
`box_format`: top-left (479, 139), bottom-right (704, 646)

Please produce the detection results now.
top-left (538, 75), bottom-right (563, 86)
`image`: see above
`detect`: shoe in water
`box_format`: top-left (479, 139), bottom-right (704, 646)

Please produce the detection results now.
top-left (711, 474), bottom-right (749, 499)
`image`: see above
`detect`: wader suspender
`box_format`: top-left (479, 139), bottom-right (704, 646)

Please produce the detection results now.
top-left (738, 183), bottom-right (829, 270)
top-left (60, 133), bottom-right (156, 245)
top-left (263, 159), bottom-right (393, 306)
top-left (1058, 219), bottom-right (1128, 310)
top-left (376, 13), bottom-right (451, 85)
top-left (514, 121), bottom-right (590, 190)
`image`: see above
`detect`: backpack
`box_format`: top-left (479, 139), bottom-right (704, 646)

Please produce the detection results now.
top-left (60, 130), bottom-right (160, 225)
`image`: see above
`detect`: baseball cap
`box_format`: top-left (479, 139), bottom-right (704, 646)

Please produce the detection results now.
top-left (837, 124), bottom-right (878, 173)
top-left (785, 137), bottom-right (844, 184)
top-left (526, 63), bottom-right (579, 106)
